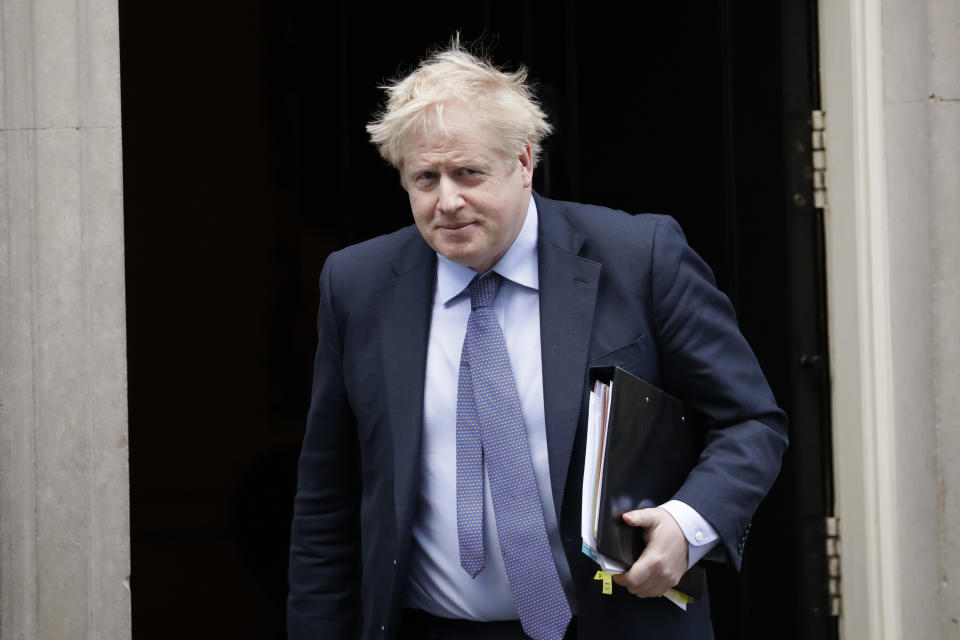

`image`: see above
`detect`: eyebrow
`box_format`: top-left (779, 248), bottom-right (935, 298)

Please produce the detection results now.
top-left (407, 156), bottom-right (495, 174)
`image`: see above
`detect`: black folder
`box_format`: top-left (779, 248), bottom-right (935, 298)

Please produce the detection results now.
top-left (589, 366), bottom-right (707, 599)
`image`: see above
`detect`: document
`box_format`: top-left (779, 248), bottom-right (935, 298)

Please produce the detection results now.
top-left (580, 379), bottom-right (627, 574)
top-left (581, 366), bottom-right (707, 608)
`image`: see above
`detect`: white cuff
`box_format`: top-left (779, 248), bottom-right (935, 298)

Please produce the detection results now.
top-left (660, 499), bottom-right (720, 568)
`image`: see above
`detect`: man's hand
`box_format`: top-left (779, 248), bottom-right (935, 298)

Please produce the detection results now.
top-left (610, 507), bottom-right (688, 598)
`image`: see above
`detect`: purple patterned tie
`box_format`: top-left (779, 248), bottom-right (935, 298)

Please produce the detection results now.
top-left (456, 273), bottom-right (572, 640)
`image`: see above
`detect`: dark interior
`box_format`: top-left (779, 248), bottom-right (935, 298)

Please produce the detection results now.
top-left (120, 1), bottom-right (831, 638)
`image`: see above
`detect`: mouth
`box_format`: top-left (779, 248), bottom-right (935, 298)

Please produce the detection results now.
top-left (438, 221), bottom-right (475, 231)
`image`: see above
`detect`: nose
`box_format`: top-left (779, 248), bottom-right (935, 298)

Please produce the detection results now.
top-left (436, 176), bottom-right (464, 215)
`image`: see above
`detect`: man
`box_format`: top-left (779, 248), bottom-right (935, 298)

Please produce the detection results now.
top-left (287, 44), bottom-right (787, 640)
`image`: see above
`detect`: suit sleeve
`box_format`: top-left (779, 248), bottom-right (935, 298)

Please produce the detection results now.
top-left (287, 253), bottom-right (362, 638)
top-left (649, 216), bottom-right (788, 569)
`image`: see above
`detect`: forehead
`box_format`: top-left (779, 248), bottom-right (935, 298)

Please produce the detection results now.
top-left (404, 129), bottom-right (493, 165)
top-left (402, 105), bottom-right (505, 168)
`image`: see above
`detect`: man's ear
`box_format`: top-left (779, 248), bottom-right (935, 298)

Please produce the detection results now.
top-left (518, 141), bottom-right (534, 188)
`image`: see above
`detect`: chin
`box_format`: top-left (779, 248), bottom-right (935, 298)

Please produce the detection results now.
top-left (448, 255), bottom-right (481, 270)
top-left (436, 244), bottom-right (480, 267)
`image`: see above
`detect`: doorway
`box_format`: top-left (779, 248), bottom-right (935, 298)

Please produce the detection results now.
top-left (120, 2), bottom-right (834, 637)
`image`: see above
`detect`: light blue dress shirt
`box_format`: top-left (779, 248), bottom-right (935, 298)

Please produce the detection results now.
top-left (404, 197), bottom-right (718, 620)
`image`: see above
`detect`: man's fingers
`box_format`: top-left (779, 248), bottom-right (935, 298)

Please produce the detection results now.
top-left (621, 508), bottom-right (657, 529)
top-left (610, 557), bottom-right (655, 591)
top-left (609, 507), bottom-right (689, 598)
top-left (611, 546), bottom-right (671, 597)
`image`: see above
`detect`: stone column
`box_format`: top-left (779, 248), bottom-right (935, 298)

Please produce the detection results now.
top-left (0, 0), bottom-right (131, 638)
top-left (822, 0), bottom-right (960, 637)
top-left (926, 1), bottom-right (960, 634)
top-left (882, 0), bottom-right (960, 637)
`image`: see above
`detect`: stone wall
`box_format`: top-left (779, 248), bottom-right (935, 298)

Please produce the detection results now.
top-left (0, 0), bottom-right (131, 638)
top-left (883, 0), bottom-right (960, 636)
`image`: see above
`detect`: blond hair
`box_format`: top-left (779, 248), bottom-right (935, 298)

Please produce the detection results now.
top-left (366, 41), bottom-right (552, 170)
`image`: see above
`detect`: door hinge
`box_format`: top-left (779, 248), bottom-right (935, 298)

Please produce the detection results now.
top-left (825, 515), bottom-right (841, 616)
top-left (811, 110), bottom-right (827, 209)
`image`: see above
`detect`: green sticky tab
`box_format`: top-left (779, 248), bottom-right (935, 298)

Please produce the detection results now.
top-left (593, 570), bottom-right (604, 580)
top-left (602, 573), bottom-right (613, 595)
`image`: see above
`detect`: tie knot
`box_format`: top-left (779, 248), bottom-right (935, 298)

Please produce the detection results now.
top-left (468, 273), bottom-right (502, 309)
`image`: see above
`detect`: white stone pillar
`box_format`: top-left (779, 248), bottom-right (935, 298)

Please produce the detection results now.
top-left (820, 0), bottom-right (960, 638)
top-left (927, 1), bottom-right (960, 634)
top-left (0, 0), bottom-right (131, 638)
top-left (881, 1), bottom-right (960, 638)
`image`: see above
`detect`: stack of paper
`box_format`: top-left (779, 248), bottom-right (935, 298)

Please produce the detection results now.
top-left (580, 379), bottom-right (628, 574)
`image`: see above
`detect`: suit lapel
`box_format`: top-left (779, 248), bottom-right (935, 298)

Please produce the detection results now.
top-left (536, 194), bottom-right (602, 517)
top-left (377, 234), bottom-right (436, 539)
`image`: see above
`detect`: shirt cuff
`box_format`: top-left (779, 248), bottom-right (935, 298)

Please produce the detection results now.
top-left (659, 499), bottom-right (720, 568)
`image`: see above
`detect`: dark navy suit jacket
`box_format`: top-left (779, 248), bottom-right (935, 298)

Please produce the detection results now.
top-left (287, 193), bottom-right (788, 639)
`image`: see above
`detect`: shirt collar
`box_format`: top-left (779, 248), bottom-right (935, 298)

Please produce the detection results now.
top-left (435, 196), bottom-right (539, 305)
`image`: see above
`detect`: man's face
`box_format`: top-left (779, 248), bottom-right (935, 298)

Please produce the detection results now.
top-left (401, 103), bottom-right (533, 272)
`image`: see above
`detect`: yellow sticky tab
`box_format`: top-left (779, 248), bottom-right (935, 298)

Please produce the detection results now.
top-left (593, 570), bottom-right (614, 595)
top-left (666, 588), bottom-right (693, 604)
top-left (602, 573), bottom-right (613, 595)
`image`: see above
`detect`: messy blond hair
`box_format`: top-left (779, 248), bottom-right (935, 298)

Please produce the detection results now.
top-left (366, 39), bottom-right (552, 171)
